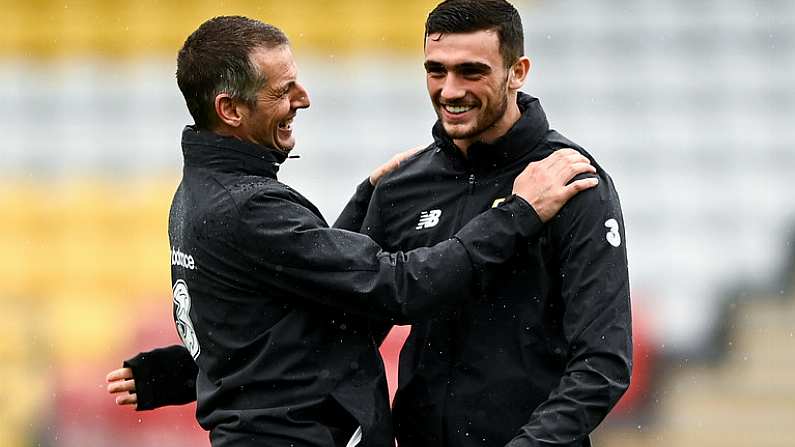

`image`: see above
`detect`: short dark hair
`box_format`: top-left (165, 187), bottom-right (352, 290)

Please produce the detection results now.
top-left (176, 16), bottom-right (289, 129)
top-left (425, 0), bottom-right (524, 68)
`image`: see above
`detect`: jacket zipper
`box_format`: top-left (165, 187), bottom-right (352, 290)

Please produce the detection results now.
top-left (441, 171), bottom-right (476, 443)
top-left (451, 173), bottom-right (477, 236)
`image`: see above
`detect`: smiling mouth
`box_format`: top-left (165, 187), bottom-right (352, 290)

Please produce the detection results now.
top-left (278, 117), bottom-right (294, 131)
top-left (442, 104), bottom-right (476, 115)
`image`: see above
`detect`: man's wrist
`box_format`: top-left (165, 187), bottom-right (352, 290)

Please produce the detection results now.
top-left (123, 354), bottom-right (154, 410)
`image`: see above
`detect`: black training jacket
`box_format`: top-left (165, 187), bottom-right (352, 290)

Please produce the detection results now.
top-left (156, 126), bottom-right (543, 447)
top-left (360, 93), bottom-right (631, 447)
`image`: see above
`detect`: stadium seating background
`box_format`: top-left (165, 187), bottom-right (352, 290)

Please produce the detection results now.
top-left (1, 1), bottom-right (793, 445)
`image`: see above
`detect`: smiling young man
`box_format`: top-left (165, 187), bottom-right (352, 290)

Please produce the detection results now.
top-left (359, 2), bottom-right (633, 446)
top-left (109, 13), bottom-right (600, 447)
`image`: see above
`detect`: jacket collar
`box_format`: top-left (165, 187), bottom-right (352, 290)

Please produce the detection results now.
top-left (432, 92), bottom-right (550, 172)
top-left (181, 126), bottom-right (288, 179)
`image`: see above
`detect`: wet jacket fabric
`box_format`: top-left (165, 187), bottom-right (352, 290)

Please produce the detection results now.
top-left (363, 93), bottom-right (632, 447)
top-left (154, 126), bottom-right (543, 447)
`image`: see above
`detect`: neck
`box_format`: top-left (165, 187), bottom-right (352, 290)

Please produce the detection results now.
top-left (453, 95), bottom-right (521, 157)
top-left (212, 124), bottom-right (245, 142)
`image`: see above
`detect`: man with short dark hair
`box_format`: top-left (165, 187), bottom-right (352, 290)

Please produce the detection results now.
top-left (107, 14), bottom-right (599, 447)
top-left (371, 2), bottom-right (631, 446)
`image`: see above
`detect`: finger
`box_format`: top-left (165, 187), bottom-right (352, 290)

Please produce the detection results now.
top-left (106, 368), bottom-right (133, 382)
top-left (563, 178), bottom-right (599, 199)
top-left (107, 379), bottom-right (136, 394)
top-left (566, 154), bottom-right (591, 166)
top-left (115, 393), bottom-right (138, 406)
top-left (543, 150), bottom-right (570, 169)
top-left (545, 150), bottom-right (588, 172)
top-left (555, 148), bottom-right (579, 158)
top-left (565, 162), bottom-right (597, 180)
top-left (558, 150), bottom-right (589, 166)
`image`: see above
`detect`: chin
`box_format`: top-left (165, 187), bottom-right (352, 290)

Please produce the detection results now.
top-left (443, 123), bottom-right (477, 140)
top-left (273, 136), bottom-right (295, 152)
top-left (278, 143), bottom-right (295, 153)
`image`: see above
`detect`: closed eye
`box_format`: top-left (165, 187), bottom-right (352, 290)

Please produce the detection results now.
top-left (457, 63), bottom-right (491, 79)
top-left (424, 61), bottom-right (447, 77)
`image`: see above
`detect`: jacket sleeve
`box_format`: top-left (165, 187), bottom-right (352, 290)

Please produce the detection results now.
top-left (333, 178), bottom-right (375, 232)
top-left (359, 182), bottom-right (399, 345)
top-left (507, 175), bottom-right (632, 447)
top-left (120, 179), bottom-right (378, 411)
top-left (123, 345), bottom-right (198, 410)
top-left (238, 192), bottom-right (542, 324)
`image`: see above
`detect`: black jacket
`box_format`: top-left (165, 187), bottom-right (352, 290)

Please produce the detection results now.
top-left (150, 126), bottom-right (543, 447)
top-left (364, 94), bottom-right (632, 447)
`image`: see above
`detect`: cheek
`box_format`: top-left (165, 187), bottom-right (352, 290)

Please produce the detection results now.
top-left (478, 83), bottom-right (502, 104)
top-left (269, 103), bottom-right (289, 131)
top-left (427, 78), bottom-right (441, 97)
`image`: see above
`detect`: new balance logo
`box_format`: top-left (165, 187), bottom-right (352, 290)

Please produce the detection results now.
top-left (416, 209), bottom-right (442, 230)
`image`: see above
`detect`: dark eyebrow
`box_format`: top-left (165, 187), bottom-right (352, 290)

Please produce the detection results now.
top-left (424, 61), bottom-right (445, 71)
top-left (455, 62), bottom-right (492, 74)
top-left (423, 61), bottom-right (492, 74)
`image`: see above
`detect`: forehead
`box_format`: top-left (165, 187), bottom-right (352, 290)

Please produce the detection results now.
top-left (424, 30), bottom-right (502, 67)
top-left (249, 45), bottom-right (297, 85)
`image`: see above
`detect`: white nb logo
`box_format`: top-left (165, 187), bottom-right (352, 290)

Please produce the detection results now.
top-left (605, 218), bottom-right (621, 247)
top-left (416, 209), bottom-right (442, 230)
top-left (173, 279), bottom-right (201, 360)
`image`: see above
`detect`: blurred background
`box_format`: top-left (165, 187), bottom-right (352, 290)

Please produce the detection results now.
top-left (1, 0), bottom-right (793, 446)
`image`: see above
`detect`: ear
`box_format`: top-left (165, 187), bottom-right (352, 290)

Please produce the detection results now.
top-left (508, 56), bottom-right (531, 90)
top-left (214, 94), bottom-right (246, 128)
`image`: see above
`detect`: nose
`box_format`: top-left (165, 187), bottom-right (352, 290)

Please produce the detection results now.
top-left (292, 82), bottom-right (311, 109)
top-left (439, 74), bottom-right (466, 102)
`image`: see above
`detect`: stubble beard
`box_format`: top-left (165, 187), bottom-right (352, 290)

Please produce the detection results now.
top-left (439, 91), bottom-right (509, 142)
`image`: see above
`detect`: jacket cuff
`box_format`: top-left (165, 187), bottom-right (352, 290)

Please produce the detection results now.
top-left (123, 345), bottom-right (197, 411)
top-left (455, 194), bottom-right (543, 256)
top-left (506, 194), bottom-right (543, 234)
top-left (359, 177), bottom-right (376, 194)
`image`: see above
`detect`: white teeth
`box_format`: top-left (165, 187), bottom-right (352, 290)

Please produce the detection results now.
top-left (279, 118), bottom-right (294, 130)
top-left (444, 104), bottom-right (474, 114)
